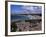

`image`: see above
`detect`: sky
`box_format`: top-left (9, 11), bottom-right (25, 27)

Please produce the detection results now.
top-left (11, 5), bottom-right (42, 14)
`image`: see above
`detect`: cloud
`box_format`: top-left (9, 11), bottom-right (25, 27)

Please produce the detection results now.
top-left (11, 5), bottom-right (42, 14)
top-left (21, 5), bottom-right (42, 14)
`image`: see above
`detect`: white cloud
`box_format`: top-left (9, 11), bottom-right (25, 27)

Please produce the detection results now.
top-left (12, 5), bottom-right (42, 14)
top-left (22, 5), bottom-right (34, 10)
top-left (21, 5), bottom-right (42, 14)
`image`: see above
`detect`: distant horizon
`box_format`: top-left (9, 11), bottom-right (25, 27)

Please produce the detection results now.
top-left (11, 13), bottom-right (42, 15)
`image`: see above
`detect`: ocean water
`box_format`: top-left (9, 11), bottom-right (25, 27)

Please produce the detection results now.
top-left (11, 14), bottom-right (41, 22)
top-left (11, 15), bottom-right (29, 21)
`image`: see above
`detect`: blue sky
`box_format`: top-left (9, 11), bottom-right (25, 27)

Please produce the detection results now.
top-left (11, 5), bottom-right (42, 14)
